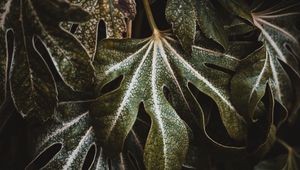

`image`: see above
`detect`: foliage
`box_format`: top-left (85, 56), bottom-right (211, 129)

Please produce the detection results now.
top-left (0, 0), bottom-right (300, 169)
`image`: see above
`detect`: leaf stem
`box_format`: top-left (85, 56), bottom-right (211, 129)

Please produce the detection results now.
top-left (142, 0), bottom-right (159, 34)
top-left (127, 20), bottom-right (133, 38)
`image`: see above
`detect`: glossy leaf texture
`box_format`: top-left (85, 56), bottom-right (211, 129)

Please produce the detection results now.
top-left (65, 0), bottom-right (137, 56)
top-left (91, 32), bottom-right (249, 169)
top-left (26, 102), bottom-right (145, 170)
top-left (252, 1), bottom-right (300, 78)
top-left (165, 0), bottom-right (228, 51)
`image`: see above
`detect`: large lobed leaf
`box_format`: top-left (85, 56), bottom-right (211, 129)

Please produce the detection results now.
top-left (26, 102), bottom-right (145, 169)
top-left (91, 32), bottom-right (248, 169)
top-left (0, 0), bottom-right (95, 120)
top-left (65, 0), bottom-right (137, 56)
top-left (252, 1), bottom-right (300, 77)
top-left (250, 1), bottom-right (300, 117)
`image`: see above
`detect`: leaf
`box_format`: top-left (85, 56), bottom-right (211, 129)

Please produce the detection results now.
top-left (65, 0), bottom-right (137, 55)
top-left (231, 45), bottom-right (290, 157)
top-left (0, 30), bottom-right (6, 107)
top-left (165, 0), bottom-right (228, 51)
top-left (218, 0), bottom-right (252, 22)
top-left (2, 0), bottom-right (95, 92)
top-left (252, 1), bottom-right (300, 77)
top-left (26, 102), bottom-right (145, 169)
top-left (0, 0), bottom-right (12, 108)
top-left (0, 0), bottom-right (96, 120)
top-left (225, 18), bottom-right (257, 37)
top-left (231, 45), bottom-right (293, 120)
top-left (0, 28), bottom-right (13, 131)
top-left (2, 0), bottom-right (58, 121)
top-left (254, 143), bottom-right (300, 170)
top-left (91, 32), bottom-right (247, 169)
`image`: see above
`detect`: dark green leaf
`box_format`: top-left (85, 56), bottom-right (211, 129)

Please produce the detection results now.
top-left (255, 142), bottom-right (300, 170)
top-left (91, 32), bottom-right (248, 169)
top-left (231, 45), bottom-right (293, 120)
top-left (65, 0), bottom-right (137, 55)
top-left (0, 30), bottom-right (6, 107)
top-left (0, 0), bottom-right (97, 120)
top-left (218, 0), bottom-right (252, 22)
top-left (2, 0), bottom-right (95, 92)
top-left (26, 102), bottom-right (144, 169)
top-left (165, 0), bottom-right (228, 51)
top-left (252, 1), bottom-right (300, 78)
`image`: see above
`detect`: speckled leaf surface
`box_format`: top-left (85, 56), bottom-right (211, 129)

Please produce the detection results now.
top-left (252, 2), bottom-right (300, 76)
top-left (27, 102), bottom-right (145, 169)
top-left (2, 0), bottom-right (95, 92)
top-left (0, 0), bottom-right (57, 120)
top-left (65, 0), bottom-right (136, 55)
top-left (165, 0), bottom-right (228, 51)
top-left (0, 0), bottom-right (11, 108)
top-left (231, 45), bottom-right (293, 120)
top-left (0, 0), bottom-right (96, 120)
top-left (91, 32), bottom-right (248, 169)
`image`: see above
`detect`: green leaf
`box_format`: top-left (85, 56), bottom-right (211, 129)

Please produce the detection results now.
top-left (91, 32), bottom-right (247, 169)
top-left (1, 0), bottom-right (57, 120)
top-left (231, 46), bottom-right (267, 117)
top-left (165, 0), bottom-right (228, 51)
top-left (231, 45), bottom-right (293, 120)
top-left (2, 0), bottom-right (95, 92)
top-left (218, 0), bottom-right (252, 22)
top-left (225, 18), bottom-right (257, 37)
top-left (252, 1), bottom-right (300, 77)
top-left (0, 29), bottom-right (13, 131)
top-left (26, 102), bottom-right (145, 169)
top-left (231, 45), bottom-right (290, 157)
top-left (0, 0), bottom-right (96, 120)
top-left (65, 0), bottom-right (137, 55)
top-left (255, 142), bottom-right (300, 170)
